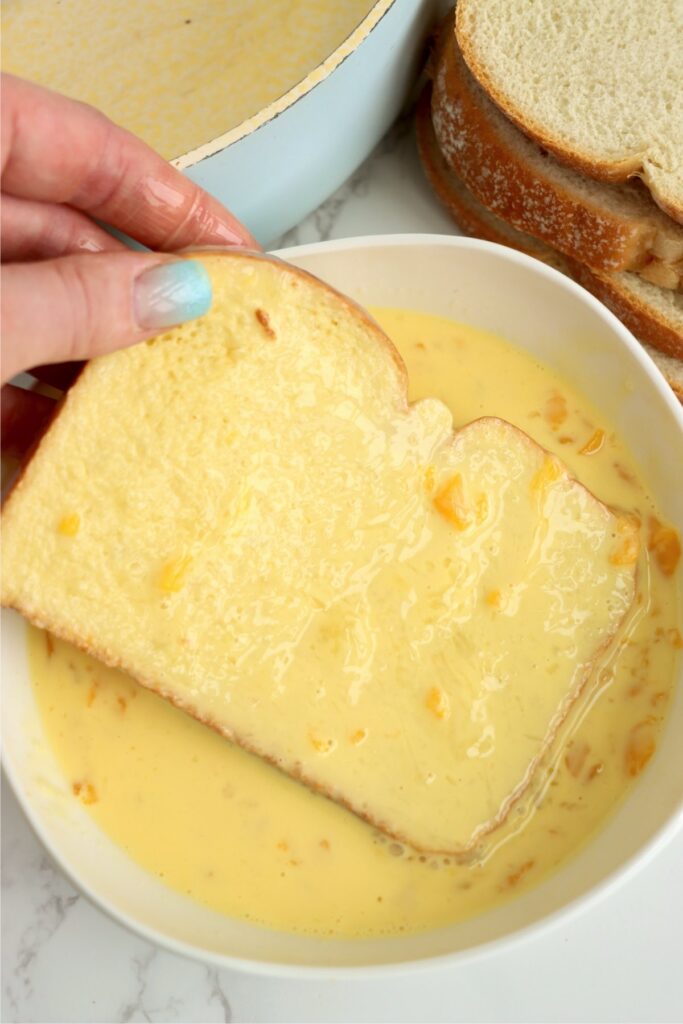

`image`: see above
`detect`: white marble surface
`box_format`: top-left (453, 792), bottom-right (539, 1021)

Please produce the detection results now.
top-left (3, 113), bottom-right (683, 1024)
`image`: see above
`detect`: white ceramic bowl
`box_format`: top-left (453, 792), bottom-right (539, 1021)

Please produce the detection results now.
top-left (3, 235), bottom-right (682, 975)
top-left (178, 0), bottom-right (436, 245)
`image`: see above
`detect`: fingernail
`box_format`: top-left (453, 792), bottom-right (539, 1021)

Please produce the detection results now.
top-left (134, 260), bottom-right (212, 329)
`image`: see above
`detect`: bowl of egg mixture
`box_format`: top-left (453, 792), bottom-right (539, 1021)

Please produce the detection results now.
top-left (2, 0), bottom-right (436, 245)
top-left (2, 235), bottom-right (682, 973)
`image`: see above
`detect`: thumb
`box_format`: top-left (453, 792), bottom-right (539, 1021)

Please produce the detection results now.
top-left (1, 251), bottom-right (212, 383)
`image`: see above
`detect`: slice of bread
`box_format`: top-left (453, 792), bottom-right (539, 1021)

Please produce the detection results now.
top-left (416, 89), bottom-right (683, 389)
top-left (0, 252), bottom-right (638, 855)
top-left (430, 24), bottom-right (683, 287)
top-left (456, 0), bottom-right (683, 222)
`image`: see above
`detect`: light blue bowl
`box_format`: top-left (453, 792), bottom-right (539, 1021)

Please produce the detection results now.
top-left (173, 0), bottom-right (436, 246)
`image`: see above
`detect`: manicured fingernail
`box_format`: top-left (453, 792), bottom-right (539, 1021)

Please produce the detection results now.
top-left (134, 260), bottom-right (212, 329)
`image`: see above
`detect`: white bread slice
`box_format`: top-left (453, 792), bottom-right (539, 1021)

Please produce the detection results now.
top-left (0, 252), bottom-right (637, 855)
top-left (430, 23), bottom-right (683, 287)
top-left (455, 0), bottom-right (683, 222)
top-left (416, 89), bottom-right (683, 392)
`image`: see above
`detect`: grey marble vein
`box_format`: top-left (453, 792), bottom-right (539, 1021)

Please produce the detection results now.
top-left (3, 828), bottom-right (81, 1017)
top-left (205, 968), bottom-right (232, 1024)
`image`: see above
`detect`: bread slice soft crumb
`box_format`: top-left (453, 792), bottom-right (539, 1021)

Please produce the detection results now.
top-left (0, 252), bottom-right (637, 855)
top-left (456, 0), bottom-right (683, 221)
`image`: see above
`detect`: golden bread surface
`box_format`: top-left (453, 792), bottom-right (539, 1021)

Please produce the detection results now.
top-left (1, 253), bottom-right (637, 854)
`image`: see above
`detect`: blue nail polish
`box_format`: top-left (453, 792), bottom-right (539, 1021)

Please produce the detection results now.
top-left (134, 260), bottom-right (212, 329)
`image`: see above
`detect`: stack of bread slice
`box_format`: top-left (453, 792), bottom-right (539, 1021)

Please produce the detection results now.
top-left (417, 3), bottom-right (683, 400)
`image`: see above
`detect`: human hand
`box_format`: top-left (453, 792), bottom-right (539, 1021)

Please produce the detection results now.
top-left (1, 73), bottom-right (257, 455)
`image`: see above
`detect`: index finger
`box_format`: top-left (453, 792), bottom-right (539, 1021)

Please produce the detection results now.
top-left (1, 74), bottom-right (258, 252)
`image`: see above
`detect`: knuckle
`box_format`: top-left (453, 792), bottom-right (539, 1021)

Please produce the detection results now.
top-left (54, 258), bottom-right (98, 362)
top-left (156, 188), bottom-right (204, 250)
top-left (70, 115), bottom-right (129, 216)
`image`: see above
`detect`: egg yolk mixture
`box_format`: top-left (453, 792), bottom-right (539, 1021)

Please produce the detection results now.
top-left (29, 309), bottom-right (681, 938)
top-left (2, 0), bottom-right (376, 159)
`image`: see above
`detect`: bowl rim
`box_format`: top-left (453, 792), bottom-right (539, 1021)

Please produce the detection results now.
top-left (3, 233), bottom-right (682, 978)
top-left (172, 0), bottom-right (397, 171)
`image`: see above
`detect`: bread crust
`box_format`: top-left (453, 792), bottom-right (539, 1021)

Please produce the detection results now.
top-left (416, 88), bottom-right (563, 263)
top-left (416, 89), bottom-right (683, 383)
top-left (431, 25), bottom-right (683, 284)
top-left (455, 1), bottom-right (683, 223)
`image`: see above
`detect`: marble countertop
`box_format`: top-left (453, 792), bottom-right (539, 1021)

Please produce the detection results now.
top-left (3, 113), bottom-right (683, 1024)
